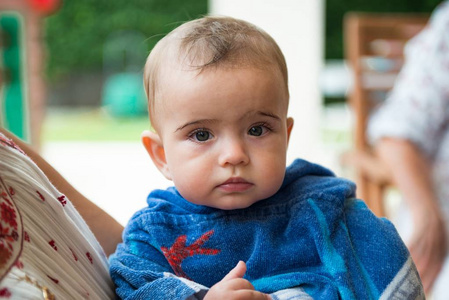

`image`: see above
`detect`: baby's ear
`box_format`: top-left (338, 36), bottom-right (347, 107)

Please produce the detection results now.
top-left (286, 117), bottom-right (294, 144)
top-left (141, 130), bottom-right (172, 180)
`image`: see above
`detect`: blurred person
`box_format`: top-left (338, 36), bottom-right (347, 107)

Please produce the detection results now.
top-left (109, 16), bottom-right (424, 299)
top-left (368, 1), bottom-right (449, 297)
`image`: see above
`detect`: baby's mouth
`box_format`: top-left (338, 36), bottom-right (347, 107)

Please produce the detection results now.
top-left (217, 177), bottom-right (254, 193)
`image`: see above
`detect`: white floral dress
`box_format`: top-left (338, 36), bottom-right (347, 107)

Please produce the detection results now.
top-left (368, 1), bottom-right (449, 298)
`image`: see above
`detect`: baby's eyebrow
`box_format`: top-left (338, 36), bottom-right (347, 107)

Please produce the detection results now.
top-left (175, 119), bottom-right (217, 132)
top-left (257, 111), bottom-right (281, 121)
top-left (242, 111), bottom-right (281, 122)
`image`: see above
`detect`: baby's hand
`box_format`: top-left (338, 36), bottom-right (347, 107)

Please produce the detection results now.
top-left (204, 261), bottom-right (271, 300)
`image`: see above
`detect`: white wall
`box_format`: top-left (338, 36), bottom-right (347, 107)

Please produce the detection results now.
top-left (209, 0), bottom-right (325, 163)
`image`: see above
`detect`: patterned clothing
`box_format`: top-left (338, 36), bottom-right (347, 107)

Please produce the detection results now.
top-left (368, 1), bottom-right (449, 227)
top-left (368, 2), bottom-right (449, 298)
top-left (109, 159), bottom-right (424, 299)
top-left (0, 133), bottom-right (115, 298)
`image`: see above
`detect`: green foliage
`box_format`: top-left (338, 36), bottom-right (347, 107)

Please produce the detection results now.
top-left (44, 0), bottom-right (207, 81)
top-left (325, 0), bottom-right (442, 59)
top-left (44, 0), bottom-right (443, 80)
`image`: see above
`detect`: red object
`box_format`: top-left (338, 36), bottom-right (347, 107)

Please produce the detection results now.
top-left (57, 195), bottom-right (67, 207)
top-left (161, 230), bottom-right (220, 279)
top-left (27, 0), bottom-right (61, 15)
top-left (86, 252), bottom-right (93, 264)
top-left (48, 240), bottom-right (58, 251)
top-left (0, 288), bottom-right (12, 298)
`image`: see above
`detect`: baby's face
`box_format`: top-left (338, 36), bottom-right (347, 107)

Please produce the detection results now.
top-left (153, 66), bottom-right (293, 210)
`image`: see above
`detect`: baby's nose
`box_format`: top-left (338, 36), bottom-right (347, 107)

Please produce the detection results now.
top-left (218, 138), bottom-right (249, 166)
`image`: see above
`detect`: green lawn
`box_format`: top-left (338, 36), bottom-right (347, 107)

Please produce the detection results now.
top-left (42, 106), bottom-right (352, 145)
top-left (42, 108), bottom-right (151, 142)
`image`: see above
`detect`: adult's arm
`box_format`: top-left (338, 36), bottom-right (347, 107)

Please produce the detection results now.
top-left (367, 3), bottom-right (449, 292)
top-left (375, 138), bottom-right (446, 293)
top-left (0, 128), bottom-right (123, 256)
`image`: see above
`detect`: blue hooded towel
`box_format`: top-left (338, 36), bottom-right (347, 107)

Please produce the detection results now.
top-left (109, 159), bottom-right (424, 299)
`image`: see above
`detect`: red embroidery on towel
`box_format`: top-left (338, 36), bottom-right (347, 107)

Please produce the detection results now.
top-left (0, 287), bottom-right (11, 297)
top-left (161, 230), bottom-right (220, 279)
top-left (70, 248), bottom-right (78, 261)
top-left (47, 275), bottom-right (59, 284)
top-left (8, 187), bottom-right (14, 196)
top-left (49, 240), bottom-right (58, 251)
top-left (86, 252), bottom-right (93, 264)
top-left (57, 195), bottom-right (67, 207)
top-left (36, 191), bottom-right (45, 201)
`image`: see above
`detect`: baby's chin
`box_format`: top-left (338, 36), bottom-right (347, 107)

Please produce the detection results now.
top-left (181, 188), bottom-right (280, 210)
top-left (204, 196), bottom-right (267, 211)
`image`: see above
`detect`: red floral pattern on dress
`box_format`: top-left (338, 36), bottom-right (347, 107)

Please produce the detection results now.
top-left (14, 260), bottom-right (23, 269)
top-left (57, 195), bottom-right (67, 207)
top-left (0, 135), bottom-right (25, 155)
top-left (24, 231), bottom-right (30, 243)
top-left (0, 223), bottom-right (15, 258)
top-left (0, 178), bottom-right (21, 282)
top-left (86, 252), bottom-right (93, 264)
top-left (1, 203), bottom-right (17, 230)
top-left (36, 191), bottom-right (45, 201)
top-left (0, 241), bottom-right (12, 268)
top-left (48, 240), bottom-right (58, 251)
top-left (70, 248), bottom-right (78, 261)
top-left (10, 231), bottom-right (18, 242)
top-left (0, 287), bottom-right (11, 297)
top-left (1, 192), bottom-right (12, 207)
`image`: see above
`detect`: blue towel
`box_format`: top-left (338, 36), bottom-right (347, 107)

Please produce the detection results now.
top-left (109, 159), bottom-right (424, 299)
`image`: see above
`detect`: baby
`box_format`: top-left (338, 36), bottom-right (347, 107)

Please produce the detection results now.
top-left (109, 16), bottom-right (424, 299)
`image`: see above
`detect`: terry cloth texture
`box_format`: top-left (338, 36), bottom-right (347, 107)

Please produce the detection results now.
top-left (109, 159), bottom-right (424, 299)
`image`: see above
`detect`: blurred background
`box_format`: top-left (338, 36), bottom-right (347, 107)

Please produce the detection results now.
top-left (0, 0), bottom-right (441, 225)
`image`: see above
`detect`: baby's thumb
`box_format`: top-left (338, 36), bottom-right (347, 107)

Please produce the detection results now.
top-left (221, 261), bottom-right (247, 282)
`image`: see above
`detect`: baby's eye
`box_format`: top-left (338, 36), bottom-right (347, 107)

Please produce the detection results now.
top-left (196, 131), bottom-right (210, 141)
top-left (248, 125), bottom-right (266, 136)
top-left (191, 130), bottom-right (212, 142)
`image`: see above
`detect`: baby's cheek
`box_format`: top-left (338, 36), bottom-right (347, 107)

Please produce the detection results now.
top-left (260, 162), bottom-right (286, 195)
top-left (174, 174), bottom-right (208, 204)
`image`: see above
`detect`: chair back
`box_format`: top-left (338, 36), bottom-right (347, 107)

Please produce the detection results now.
top-left (344, 13), bottom-right (428, 216)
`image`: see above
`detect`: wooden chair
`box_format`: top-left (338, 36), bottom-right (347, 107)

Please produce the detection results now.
top-left (343, 13), bottom-right (428, 216)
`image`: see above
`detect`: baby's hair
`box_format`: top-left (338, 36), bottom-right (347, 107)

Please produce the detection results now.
top-left (144, 16), bottom-right (288, 129)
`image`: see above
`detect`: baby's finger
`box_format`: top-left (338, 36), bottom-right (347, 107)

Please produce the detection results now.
top-left (224, 278), bottom-right (255, 291)
top-left (222, 261), bottom-right (247, 282)
top-left (234, 289), bottom-right (271, 300)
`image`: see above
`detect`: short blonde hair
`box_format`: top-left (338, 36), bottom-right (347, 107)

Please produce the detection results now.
top-left (144, 16), bottom-right (288, 129)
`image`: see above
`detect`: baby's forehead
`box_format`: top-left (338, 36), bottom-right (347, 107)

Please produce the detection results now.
top-left (160, 65), bottom-right (288, 105)
top-left (159, 62), bottom-right (286, 93)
